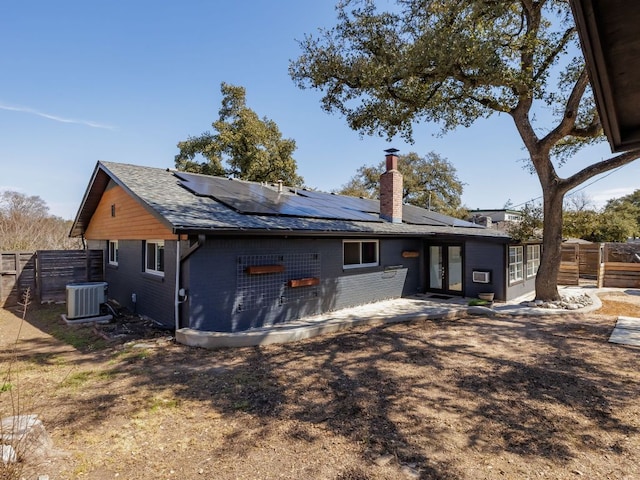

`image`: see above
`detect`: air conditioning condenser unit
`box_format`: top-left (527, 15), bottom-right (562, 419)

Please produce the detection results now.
top-left (66, 282), bottom-right (108, 319)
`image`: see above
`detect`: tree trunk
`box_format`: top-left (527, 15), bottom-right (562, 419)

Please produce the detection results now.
top-left (535, 185), bottom-right (565, 301)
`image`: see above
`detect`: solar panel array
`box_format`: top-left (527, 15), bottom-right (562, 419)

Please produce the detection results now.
top-left (175, 171), bottom-right (483, 228)
top-left (176, 172), bottom-right (381, 222)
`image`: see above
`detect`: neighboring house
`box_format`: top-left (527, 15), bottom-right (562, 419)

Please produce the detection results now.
top-left (70, 151), bottom-right (540, 334)
top-left (468, 209), bottom-right (523, 229)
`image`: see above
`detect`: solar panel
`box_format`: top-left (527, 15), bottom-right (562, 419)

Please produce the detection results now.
top-left (402, 204), bottom-right (483, 228)
top-left (296, 189), bottom-right (380, 213)
top-left (174, 172), bottom-right (481, 227)
top-left (175, 172), bottom-right (382, 222)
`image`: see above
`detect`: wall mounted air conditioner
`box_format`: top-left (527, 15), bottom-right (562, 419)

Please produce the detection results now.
top-left (66, 282), bottom-right (108, 319)
top-left (472, 271), bottom-right (491, 283)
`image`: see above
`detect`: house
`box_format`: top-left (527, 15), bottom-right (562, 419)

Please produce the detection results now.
top-left (70, 150), bottom-right (540, 336)
top-left (468, 209), bottom-right (523, 229)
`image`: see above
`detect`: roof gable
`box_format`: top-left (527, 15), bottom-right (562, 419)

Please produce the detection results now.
top-left (84, 182), bottom-right (176, 240)
top-left (70, 161), bottom-right (509, 240)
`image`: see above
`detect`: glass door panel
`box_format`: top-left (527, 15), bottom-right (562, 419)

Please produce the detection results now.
top-left (447, 246), bottom-right (462, 292)
top-left (429, 246), bottom-right (443, 289)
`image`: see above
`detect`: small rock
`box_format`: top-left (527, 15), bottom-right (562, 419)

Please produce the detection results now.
top-left (1, 444), bottom-right (16, 463)
top-left (468, 306), bottom-right (494, 316)
top-left (374, 454), bottom-right (394, 466)
top-left (0, 415), bottom-right (53, 461)
top-left (535, 300), bottom-right (544, 306)
top-left (546, 303), bottom-right (558, 309)
top-left (567, 303), bottom-right (581, 310)
top-left (527, 302), bottom-right (537, 307)
top-left (400, 465), bottom-right (420, 479)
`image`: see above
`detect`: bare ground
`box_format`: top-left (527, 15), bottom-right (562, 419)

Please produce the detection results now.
top-left (1, 291), bottom-right (639, 480)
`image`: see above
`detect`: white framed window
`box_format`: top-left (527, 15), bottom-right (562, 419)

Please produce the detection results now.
top-left (509, 245), bottom-right (523, 284)
top-left (108, 240), bottom-right (119, 266)
top-left (145, 240), bottom-right (165, 276)
top-left (526, 244), bottom-right (541, 278)
top-left (343, 240), bottom-right (379, 269)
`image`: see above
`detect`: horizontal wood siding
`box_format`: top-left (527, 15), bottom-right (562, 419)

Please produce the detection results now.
top-left (85, 184), bottom-right (177, 241)
top-left (603, 262), bottom-right (640, 288)
top-left (185, 237), bottom-right (421, 332)
top-left (464, 241), bottom-right (510, 301)
top-left (103, 240), bottom-right (176, 328)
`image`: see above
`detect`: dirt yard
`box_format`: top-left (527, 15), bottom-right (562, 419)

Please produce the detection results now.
top-left (1, 291), bottom-right (639, 480)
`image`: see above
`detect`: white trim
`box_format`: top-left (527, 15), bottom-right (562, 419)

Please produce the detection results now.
top-left (526, 244), bottom-right (541, 278)
top-left (108, 240), bottom-right (119, 266)
top-left (508, 245), bottom-right (524, 284)
top-left (145, 240), bottom-right (165, 277)
top-left (343, 239), bottom-right (379, 269)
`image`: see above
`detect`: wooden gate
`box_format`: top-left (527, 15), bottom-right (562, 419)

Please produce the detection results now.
top-left (0, 252), bottom-right (36, 307)
top-left (558, 243), bottom-right (579, 285)
top-left (558, 242), bottom-right (605, 286)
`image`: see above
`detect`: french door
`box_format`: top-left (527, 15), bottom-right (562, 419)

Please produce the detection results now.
top-left (427, 244), bottom-right (463, 295)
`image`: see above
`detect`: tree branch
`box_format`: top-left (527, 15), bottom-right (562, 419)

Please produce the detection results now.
top-left (541, 68), bottom-right (589, 149)
top-left (561, 150), bottom-right (640, 192)
top-left (533, 27), bottom-right (576, 82)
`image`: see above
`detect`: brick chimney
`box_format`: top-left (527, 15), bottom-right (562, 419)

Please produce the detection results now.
top-left (380, 148), bottom-right (403, 223)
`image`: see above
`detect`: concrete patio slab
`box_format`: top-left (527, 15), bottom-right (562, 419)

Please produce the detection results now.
top-left (609, 316), bottom-right (640, 347)
top-left (615, 316), bottom-right (640, 331)
top-left (176, 288), bottom-right (606, 350)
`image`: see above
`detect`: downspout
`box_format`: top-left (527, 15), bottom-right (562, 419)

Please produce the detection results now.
top-left (174, 234), bottom-right (205, 331)
top-left (174, 239), bottom-right (181, 331)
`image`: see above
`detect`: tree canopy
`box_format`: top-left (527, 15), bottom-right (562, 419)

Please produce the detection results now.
top-left (336, 151), bottom-right (466, 217)
top-left (0, 191), bottom-right (81, 251)
top-left (290, 0), bottom-right (640, 300)
top-left (175, 82), bottom-right (303, 186)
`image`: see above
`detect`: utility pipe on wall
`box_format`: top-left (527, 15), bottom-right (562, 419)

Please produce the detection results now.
top-left (174, 240), bottom-right (180, 331)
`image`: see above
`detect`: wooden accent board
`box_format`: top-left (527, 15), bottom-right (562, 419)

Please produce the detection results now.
top-left (85, 185), bottom-right (177, 240)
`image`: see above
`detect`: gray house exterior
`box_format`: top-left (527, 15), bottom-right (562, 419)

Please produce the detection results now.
top-left (71, 155), bottom-right (539, 335)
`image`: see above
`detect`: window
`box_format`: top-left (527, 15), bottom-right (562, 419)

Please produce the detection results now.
top-left (343, 240), bottom-right (379, 269)
top-left (509, 246), bottom-right (523, 284)
top-left (527, 244), bottom-right (541, 278)
top-left (108, 240), bottom-right (119, 266)
top-left (145, 240), bottom-right (165, 276)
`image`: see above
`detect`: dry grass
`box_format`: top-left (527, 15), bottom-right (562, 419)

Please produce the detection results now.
top-left (0, 292), bottom-right (639, 479)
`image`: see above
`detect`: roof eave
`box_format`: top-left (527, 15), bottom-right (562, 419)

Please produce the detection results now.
top-left (570, 0), bottom-right (640, 152)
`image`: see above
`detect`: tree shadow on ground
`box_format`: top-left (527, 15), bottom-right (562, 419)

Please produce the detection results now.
top-left (4, 304), bottom-right (640, 479)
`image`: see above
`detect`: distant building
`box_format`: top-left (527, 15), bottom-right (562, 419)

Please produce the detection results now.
top-left (468, 209), bottom-right (523, 230)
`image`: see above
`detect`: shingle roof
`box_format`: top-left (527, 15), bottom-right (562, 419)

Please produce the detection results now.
top-left (70, 161), bottom-right (511, 241)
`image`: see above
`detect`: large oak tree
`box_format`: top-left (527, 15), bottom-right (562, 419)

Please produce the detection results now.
top-left (290, 0), bottom-right (640, 300)
top-left (337, 151), bottom-right (466, 217)
top-left (176, 82), bottom-right (303, 186)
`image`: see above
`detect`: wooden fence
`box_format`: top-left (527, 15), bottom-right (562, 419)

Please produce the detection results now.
top-left (557, 242), bottom-right (640, 288)
top-left (558, 243), bottom-right (580, 285)
top-left (0, 250), bottom-right (103, 307)
top-left (601, 262), bottom-right (640, 288)
top-left (0, 252), bottom-right (37, 307)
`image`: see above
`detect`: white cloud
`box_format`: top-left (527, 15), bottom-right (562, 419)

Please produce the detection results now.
top-left (589, 187), bottom-right (636, 207)
top-left (0, 102), bottom-right (115, 130)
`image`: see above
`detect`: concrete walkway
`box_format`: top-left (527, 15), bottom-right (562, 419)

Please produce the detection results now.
top-left (176, 286), bottom-right (607, 349)
top-left (609, 316), bottom-right (640, 347)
